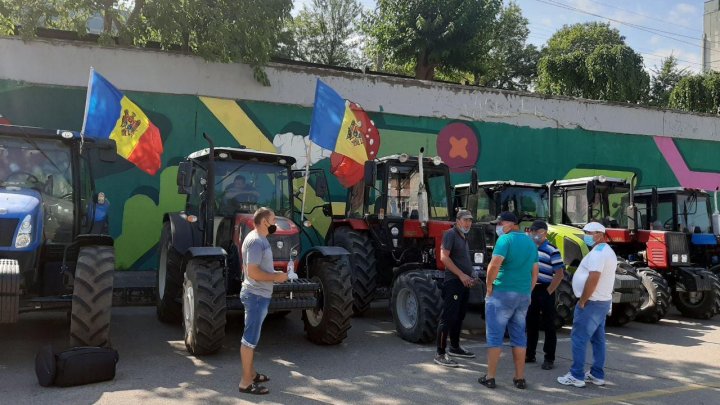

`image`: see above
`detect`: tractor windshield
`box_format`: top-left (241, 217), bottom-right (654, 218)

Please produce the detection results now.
top-left (386, 165), bottom-right (450, 220)
top-left (0, 135), bottom-right (73, 197)
top-left (215, 161), bottom-right (291, 216)
top-left (498, 187), bottom-right (548, 222)
top-left (593, 185), bottom-right (631, 229)
top-left (677, 194), bottom-right (711, 233)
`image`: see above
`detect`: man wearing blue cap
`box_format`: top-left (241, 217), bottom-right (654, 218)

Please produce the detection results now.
top-left (479, 211), bottom-right (539, 390)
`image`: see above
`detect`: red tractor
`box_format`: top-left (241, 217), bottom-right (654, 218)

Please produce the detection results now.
top-left (156, 135), bottom-right (353, 355)
top-left (329, 149), bottom-right (482, 343)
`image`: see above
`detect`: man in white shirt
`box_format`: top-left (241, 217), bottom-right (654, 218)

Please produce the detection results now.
top-left (557, 222), bottom-right (617, 388)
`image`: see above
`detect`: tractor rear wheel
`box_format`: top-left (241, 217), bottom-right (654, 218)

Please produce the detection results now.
top-left (674, 270), bottom-right (718, 320)
top-left (710, 265), bottom-right (720, 315)
top-left (183, 257), bottom-right (227, 355)
top-left (607, 302), bottom-right (640, 326)
top-left (303, 256), bottom-right (353, 345)
top-left (554, 278), bottom-right (576, 329)
top-left (332, 227), bottom-right (377, 316)
top-left (635, 269), bottom-right (672, 323)
top-left (156, 222), bottom-right (183, 323)
top-left (70, 246), bottom-right (114, 347)
top-left (0, 259), bottom-right (20, 324)
top-left (391, 270), bottom-right (442, 343)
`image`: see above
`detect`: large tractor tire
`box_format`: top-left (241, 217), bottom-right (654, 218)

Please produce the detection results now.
top-left (0, 259), bottom-right (20, 324)
top-left (332, 227), bottom-right (377, 316)
top-left (303, 256), bottom-right (353, 345)
top-left (674, 270), bottom-right (718, 320)
top-left (554, 278), bottom-right (576, 329)
top-left (183, 257), bottom-right (227, 355)
top-left (635, 268), bottom-right (672, 323)
top-left (607, 261), bottom-right (642, 327)
top-left (710, 265), bottom-right (720, 315)
top-left (391, 270), bottom-right (442, 343)
top-left (70, 246), bottom-right (114, 347)
top-left (156, 222), bottom-right (183, 323)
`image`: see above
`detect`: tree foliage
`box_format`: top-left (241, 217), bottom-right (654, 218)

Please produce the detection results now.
top-left (669, 71), bottom-right (720, 114)
top-left (367, 0), bottom-right (502, 80)
top-left (284, 0), bottom-right (364, 68)
top-left (537, 22), bottom-right (649, 103)
top-left (648, 55), bottom-right (689, 108)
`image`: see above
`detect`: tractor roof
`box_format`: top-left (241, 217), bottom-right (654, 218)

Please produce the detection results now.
top-left (635, 187), bottom-right (711, 196)
top-left (455, 180), bottom-right (545, 190)
top-left (550, 176), bottom-right (629, 187)
top-left (187, 147), bottom-right (296, 167)
top-left (376, 154), bottom-right (446, 167)
top-left (0, 124), bottom-right (107, 144)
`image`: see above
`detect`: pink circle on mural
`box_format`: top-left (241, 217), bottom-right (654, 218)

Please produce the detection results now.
top-left (436, 122), bottom-right (478, 173)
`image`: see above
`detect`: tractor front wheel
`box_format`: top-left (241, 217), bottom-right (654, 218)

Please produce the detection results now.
top-left (70, 246), bottom-right (114, 347)
top-left (554, 278), bottom-right (576, 329)
top-left (303, 256), bottom-right (353, 345)
top-left (183, 257), bottom-right (227, 355)
top-left (156, 222), bottom-right (183, 323)
top-left (332, 227), bottom-right (377, 316)
top-left (391, 270), bottom-right (442, 343)
top-left (674, 270), bottom-right (718, 320)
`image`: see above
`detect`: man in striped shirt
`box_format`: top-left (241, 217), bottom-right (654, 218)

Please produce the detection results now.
top-left (525, 220), bottom-right (565, 370)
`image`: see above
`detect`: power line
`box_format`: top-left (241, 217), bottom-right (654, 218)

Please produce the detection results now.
top-left (583, 0), bottom-right (703, 34)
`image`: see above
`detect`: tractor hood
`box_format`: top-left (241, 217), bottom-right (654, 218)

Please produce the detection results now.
top-left (0, 188), bottom-right (41, 215)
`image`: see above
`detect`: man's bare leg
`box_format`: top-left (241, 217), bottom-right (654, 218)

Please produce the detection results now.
top-left (512, 347), bottom-right (526, 379)
top-left (240, 345), bottom-right (256, 388)
top-left (486, 347), bottom-right (502, 378)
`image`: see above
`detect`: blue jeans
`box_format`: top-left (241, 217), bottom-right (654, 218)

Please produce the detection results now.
top-left (485, 291), bottom-right (531, 348)
top-left (240, 290), bottom-right (271, 349)
top-left (570, 300), bottom-right (612, 380)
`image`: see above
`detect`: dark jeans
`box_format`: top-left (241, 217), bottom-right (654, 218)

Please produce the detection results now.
top-left (526, 284), bottom-right (557, 362)
top-left (436, 278), bottom-right (469, 355)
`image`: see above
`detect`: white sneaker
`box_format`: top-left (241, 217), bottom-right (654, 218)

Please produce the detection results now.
top-left (585, 371), bottom-right (605, 386)
top-left (557, 372), bottom-right (586, 388)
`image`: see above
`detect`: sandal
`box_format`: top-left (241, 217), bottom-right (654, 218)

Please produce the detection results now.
top-left (513, 378), bottom-right (527, 389)
top-left (478, 375), bottom-right (496, 389)
top-left (254, 373), bottom-right (270, 383)
top-left (239, 383), bottom-right (269, 395)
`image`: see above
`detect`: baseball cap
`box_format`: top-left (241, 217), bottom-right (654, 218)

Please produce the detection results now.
top-left (529, 220), bottom-right (548, 231)
top-left (583, 222), bottom-right (606, 233)
top-left (456, 209), bottom-right (473, 220)
top-left (491, 211), bottom-right (518, 224)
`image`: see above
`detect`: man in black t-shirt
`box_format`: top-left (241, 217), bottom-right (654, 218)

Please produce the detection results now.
top-left (434, 209), bottom-right (477, 367)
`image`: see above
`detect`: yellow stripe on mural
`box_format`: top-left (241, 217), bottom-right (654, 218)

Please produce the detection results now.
top-left (199, 96), bottom-right (275, 153)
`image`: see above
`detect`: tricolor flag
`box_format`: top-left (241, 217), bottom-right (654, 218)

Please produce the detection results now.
top-left (309, 80), bottom-right (380, 188)
top-left (81, 69), bottom-right (163, 175)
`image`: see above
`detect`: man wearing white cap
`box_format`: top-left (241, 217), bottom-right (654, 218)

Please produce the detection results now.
top-left (557, 222), bottom-right (617, 388)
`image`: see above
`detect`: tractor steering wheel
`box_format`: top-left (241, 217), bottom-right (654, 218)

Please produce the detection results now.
top-left (590, 208), bottom-right (602, 220)
top-left (663, 217), bottom-right (675, 231)
top-left (3, 171), bottom-right (40, 185)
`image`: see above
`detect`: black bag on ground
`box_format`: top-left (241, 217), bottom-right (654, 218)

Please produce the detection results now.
top-left (35, 346), bottom-right (119, 387)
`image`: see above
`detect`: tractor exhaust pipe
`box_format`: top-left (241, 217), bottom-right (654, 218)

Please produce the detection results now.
top-left (417, 147), bottom-right (429, 223)
top-left (203, 132), bottom-right (216, 247)
top-left (713, 187), bottom-right (720, 236)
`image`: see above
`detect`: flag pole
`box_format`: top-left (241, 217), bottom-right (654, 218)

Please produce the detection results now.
top-left (81, 67), bottom-right (94, 136)
top-left (300, 138), bottom-right (312, 222)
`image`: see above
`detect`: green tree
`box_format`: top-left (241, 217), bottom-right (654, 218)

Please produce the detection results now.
top-left (669, 71), bottom-right (720, 114)
top-left (648, 55), bottom-right (689, 108)
top-left (537, 22), bottom-right (649, 103)
top-left (286, 0), bottom-right (364, 67)
top-left (367, 0), bottom-right (502, 80)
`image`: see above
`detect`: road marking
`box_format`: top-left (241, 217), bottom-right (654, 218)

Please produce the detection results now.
top-left (561, 381), bottom-right (720, 405)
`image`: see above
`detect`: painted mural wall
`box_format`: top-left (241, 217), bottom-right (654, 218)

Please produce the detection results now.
top-left (3, 38), bottom-right (720, 270)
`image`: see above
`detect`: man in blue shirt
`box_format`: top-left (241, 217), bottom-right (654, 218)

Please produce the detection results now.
top-left (525, 220), bottom-right (565, 370)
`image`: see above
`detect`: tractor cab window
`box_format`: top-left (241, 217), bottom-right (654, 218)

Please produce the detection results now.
top-left (386, 165), bottom-right (449, 220)
top-left (594, 186), bottom-right (631, 228)
top-left (467, 189), bottom-right (492, 222)
top-left (498, 188), bottom-right (548, 222)
top-left (677, 194), bottom-right (711, 233)
top-left (563, 188), bottom-right (588, 226)
top-left (655, 198), bottom-right (674, 230)
top-left (0, 135), bottom-right (74, 242)
top-left (215, 161), bottom-right (290, 217)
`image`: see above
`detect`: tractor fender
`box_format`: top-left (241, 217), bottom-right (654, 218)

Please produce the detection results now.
top-left (74, 234), bottom-right (114, 247)
top-left (392, 263), bottom-right (444, 282)
top-left (331, 219), bottom-right (369, 231)
top-left (297, 246), bottom-right (349, 276)
top-left (185, 246), bottom-right (227, 261)
top-left (676, 267), bottom-right (715, 292)
top-left (164, 213), bottom-right (197, 256)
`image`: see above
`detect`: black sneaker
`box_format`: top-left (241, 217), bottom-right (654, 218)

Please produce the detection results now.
top-left (525, 357), bottom-right (536, 363)
top-left (541, 360), bottom-right (554, 370)
top-left (448, 346), bottom-right (476, 358)
top-left (434, 354), bottom-right (459, 368)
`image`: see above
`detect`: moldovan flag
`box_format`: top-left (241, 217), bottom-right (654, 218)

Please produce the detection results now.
top-left (81, 68), bottom-right (163, 175)
top-left (309, 79), bottom-right (380, 188)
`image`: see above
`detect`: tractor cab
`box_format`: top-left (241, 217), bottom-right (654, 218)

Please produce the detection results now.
top-left (0, 125), bottom-right (116, 347)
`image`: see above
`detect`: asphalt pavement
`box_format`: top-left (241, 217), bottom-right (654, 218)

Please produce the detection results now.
top-left (2, 302), bottom-right (719, 405)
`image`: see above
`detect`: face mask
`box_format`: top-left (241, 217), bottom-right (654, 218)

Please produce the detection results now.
top-left (9, 163), bottom-right (19, 172)
top-left (267, 222), bottom-right (277, 235)
top-left (460, 226), bottom-right (470, 234)
top-left (495, 225), bottom-right (505, 237)
top-left (583, 234), bottom-right (596, 247)
top-left (532, 234), bottom-right (543, 243)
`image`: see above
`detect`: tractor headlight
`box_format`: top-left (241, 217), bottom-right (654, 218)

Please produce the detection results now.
top-left (474, 253), bottom-right (484, 264)
top-left (15, 214), bottom-right (33, 248)
top-left (681, 254), bottom-right (688, 263)
top-left (672, 254), bottom-right (679, 263)
top-left (390, 227), bottom-right (399, 237)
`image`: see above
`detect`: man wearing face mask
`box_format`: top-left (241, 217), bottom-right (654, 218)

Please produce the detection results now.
top-left (557, 222), bottom-right (616, 388)
top-left (525, 220), bottom-right (565, 370)
top-left (239, 207), bottom-right (289, 395)
top-left (479, 211), bottom-right (538, 390)
top-left (434, 209), bottom-right (477, 367)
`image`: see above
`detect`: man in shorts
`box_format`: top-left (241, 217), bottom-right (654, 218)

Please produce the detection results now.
top-left (479, 211), bottom-right (539, 390)
top-left (239, 207), bottom-right (289, 395)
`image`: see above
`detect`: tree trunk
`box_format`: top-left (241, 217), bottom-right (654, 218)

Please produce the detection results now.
top-left (414, 50), bottom-right (435, 80)
top-left (102, 0), bottom-right (114, 34)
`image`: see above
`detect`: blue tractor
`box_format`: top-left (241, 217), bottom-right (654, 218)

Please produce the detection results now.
top-left (0, 125), bottom-right (116, 346)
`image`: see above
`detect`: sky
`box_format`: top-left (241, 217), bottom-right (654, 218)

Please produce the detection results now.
top-left (292, 0), bottom-right (707, 74)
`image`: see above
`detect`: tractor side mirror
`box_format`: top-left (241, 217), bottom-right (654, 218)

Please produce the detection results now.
top-left (650, 187), bottom-right (659, 222)
top-left (177, 161), bottom-right (193, 194)
top-left (364, 161), bottom-right (377, 188)
top-left (322, 202), bottom-right (332, 217)
top-left (315, 175), bottom-right (329, 199)
top-left (469, 168), bottom-right (478, 195)
top-left (99, 143), bottom-right (117, 162)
